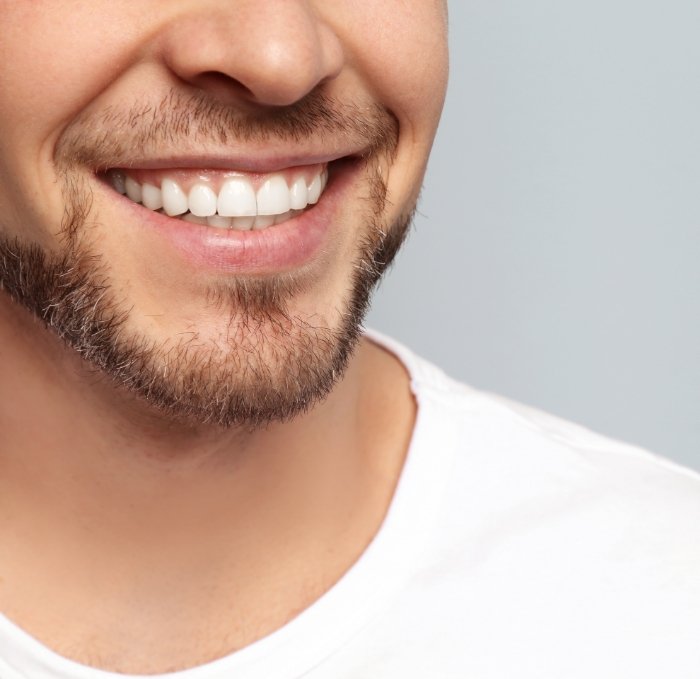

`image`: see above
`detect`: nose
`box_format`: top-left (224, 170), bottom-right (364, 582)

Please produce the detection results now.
top-left (159, 0), bottom-right (344, 107)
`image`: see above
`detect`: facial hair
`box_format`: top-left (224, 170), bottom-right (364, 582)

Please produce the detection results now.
top-left (0, 90), bottom-right (412, 429)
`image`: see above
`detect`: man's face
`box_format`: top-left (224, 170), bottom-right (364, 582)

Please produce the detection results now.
top-left (0, 1), bottom-right (448, 427)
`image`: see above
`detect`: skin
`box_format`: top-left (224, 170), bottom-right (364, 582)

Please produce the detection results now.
top-left (0, 0), bottom-right (448, 673)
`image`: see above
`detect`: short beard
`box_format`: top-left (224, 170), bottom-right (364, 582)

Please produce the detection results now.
top-left (0, 92), bottom-right (412, 429)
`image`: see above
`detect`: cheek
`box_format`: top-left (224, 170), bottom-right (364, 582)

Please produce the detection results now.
top-left (374, 23), bottom-right (448, 129)
top-left (0, 2), bottom-right (142, 238)
top-left (324, 2), bottom-right (448, 208)
top-left (327, 2), bottom-right (448, 131)
top-left (0, 2), bottom-right (140, 153)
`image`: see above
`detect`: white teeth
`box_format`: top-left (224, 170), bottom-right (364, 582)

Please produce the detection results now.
top-left (307, 174), bottom-right (322, 205)
top-left (125, 176), bottom-right (142, 203)
top-left (256, 175), bottom-right (291, 215)
top-left (206, 214), bottom-right (232, 228)
top-left (162, 179), bottom-right (189, 216)
top-left (141, 183), bottom-right (163, 210)
top-left (253, 214), bottom-right (275, 229)
top-left (231, 216), bottom-right (255, 230)
top-left (217, 179), bottom-right (257, 217)
top-left (117, 167), bottom-right (328, 230)
top-left (189, 184), bottom-right (217, 217)
top-left (289, 176), bottom-right (308, 210)
top-left (182, 213), bottom-right (207, 225)
top-left (274, 211), bottom-right (293, 225)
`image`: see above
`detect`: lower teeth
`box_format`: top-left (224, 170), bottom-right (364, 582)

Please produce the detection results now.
top-left (159, 210), bottom-right (301, 230)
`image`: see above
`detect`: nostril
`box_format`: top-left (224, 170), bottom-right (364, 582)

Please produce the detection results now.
top-left (189, 71), bottom-right (257, 105)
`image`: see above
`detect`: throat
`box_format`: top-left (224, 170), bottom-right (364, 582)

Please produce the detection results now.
top-left (0, 336), bottom-right (415, 675)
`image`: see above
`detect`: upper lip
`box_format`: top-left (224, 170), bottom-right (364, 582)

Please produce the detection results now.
top-left (101, 148), bottom-right (362, 175)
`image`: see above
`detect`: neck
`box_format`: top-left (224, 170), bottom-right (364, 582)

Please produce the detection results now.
top-left (0, 295), bottom-right (415, 672)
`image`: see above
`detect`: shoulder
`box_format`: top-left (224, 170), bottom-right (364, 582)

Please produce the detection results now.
top-left (366, 328), bottom-right (700, 561)
top-left (360, 331), bottom-right (700, 675)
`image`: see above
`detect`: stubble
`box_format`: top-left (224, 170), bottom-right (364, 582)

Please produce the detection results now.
top-left (0, 90), bottom-right (412, 428)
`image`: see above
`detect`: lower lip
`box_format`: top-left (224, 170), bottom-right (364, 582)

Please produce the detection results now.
top-left (105, 165), bottom-right (351, 274)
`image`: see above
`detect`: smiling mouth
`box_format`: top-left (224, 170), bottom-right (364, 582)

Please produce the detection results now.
top-left (103, 163), bottom-right (330, 231)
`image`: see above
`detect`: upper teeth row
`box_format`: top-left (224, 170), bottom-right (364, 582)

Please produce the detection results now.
top-left (109, 169), bottom-right (328, 220)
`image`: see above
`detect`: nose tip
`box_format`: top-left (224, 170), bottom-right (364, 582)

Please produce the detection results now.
top-left (161, 2), bottom-right (344, 108)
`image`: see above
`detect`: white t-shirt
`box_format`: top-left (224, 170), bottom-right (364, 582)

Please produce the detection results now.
top-left (1, 330), bottom-right (699, 678)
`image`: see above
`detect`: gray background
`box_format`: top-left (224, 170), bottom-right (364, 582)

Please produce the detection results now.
top-left (367, 0), bottom-right (700, 470)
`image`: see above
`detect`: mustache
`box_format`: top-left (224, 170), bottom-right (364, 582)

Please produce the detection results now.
top-left (54, 88), bottom-right (399, 171)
